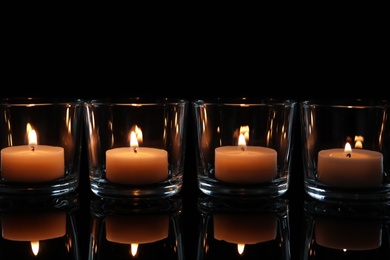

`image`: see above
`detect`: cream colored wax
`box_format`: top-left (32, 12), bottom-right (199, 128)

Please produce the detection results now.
top-left (1, 145), bottom-right (64, 182)
top-left (214, 146), bottom-right (277, 183)
top-left (317, 148), bottom-right (383, 188)
top-left (105, 147), bottom-right (168, 185)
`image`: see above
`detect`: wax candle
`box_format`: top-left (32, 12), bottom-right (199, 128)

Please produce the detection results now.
top-left (0, 129), bottom-right (64, 182)
top-left (2, 211), bottom-right (66, 241)
top-left (317, 142), bottom-right (383, 188)
top-left (105, 214), bottom-right (169, 244)
top-left (214, 133), bottom-right (277, 183)
top-left (213, 213), bottom-right (277, 244)
top-left (315, 217), bottom-right (382, 250)
top-left (105, 130), bottom-right (168, 185)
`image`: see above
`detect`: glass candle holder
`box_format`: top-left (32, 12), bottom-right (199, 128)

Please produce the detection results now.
top-left (192, 98), bottom-right (297, 198)
top-left (0, 192), bottom-right (80, 259)
top-left (89, 196), bottom-right (184, 259)
top-left (0, 97), bottom-right (84, 196)
top-left (84, 98), bottom-right (188, 199)
top-left (300, 99), bottom-right (390, 202)
top-left (197, 195), bottom-right (290, 259)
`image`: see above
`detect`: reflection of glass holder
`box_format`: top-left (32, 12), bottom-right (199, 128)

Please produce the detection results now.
top-left (89, 195), bottom-right (184, 259)
top-left (303, 197), bottom-right (390, 259)
top-left (0, 192), bottom-right (80, 259)
top-left (197, 195), bottom-right (290, 259)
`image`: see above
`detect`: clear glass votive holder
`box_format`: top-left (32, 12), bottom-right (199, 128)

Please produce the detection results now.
top-left (84, 98), bottom-right (188, 199)
top-left (0, 97), bottom-right (84, 196)
top-left (300, 99), bottom-right (390, 202)
top-left (192, 98), bottom-right (297, 198)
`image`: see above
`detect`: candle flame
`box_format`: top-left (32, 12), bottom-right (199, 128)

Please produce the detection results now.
top-left (238, 125), bottom-right (249, 151)
top-left (28, 128), bottom-right (37, 151)
top-left (130, 131), bottom-right (139, 153)
top-left (26, 122), bottom-right (33, 133)
top-left (238, 134), bottom-right (246, 151)
top-left (134, 125), bottom-right (143, 143)
top-left (354, 135), bottom-right (364, 148)
top-left (129, 126), bottom-right (143, 153)
top-left (31, 241), bottom-right (39, 256)
top-left (131, 243), bottom-right (138, 256)
top-left (344, 142), bottom-right (352, 158)
top-left (237, 243), bottom-right (245, 254)
top-left (239, 125), bottom-right (249, 142)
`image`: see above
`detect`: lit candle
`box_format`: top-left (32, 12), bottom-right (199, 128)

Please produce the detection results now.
top-left (105, 127), bottom-right (168, 185)
top-left (315, 217), bottom-right (382, 250)
top-left (0, 126), bottom-right (65, 182)
top-left (214, 127), bottom-right (277, 183)
top-left (213, 213), bottom-right (277, 246)
top-left (317, 140), bottom-right (383, 188)
top-left (1, 211), bottom-right (66, 241)
top-left (105, 214), bottom-right (169, 244)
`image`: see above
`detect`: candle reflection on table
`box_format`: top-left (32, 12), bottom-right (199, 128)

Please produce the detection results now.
top-left (315, 217), bottom-right (382, 251)
top-left (89, 197), bottom-right (184, 259)
top-left (0, 193), bottom-right (80, 259)
top-left (197, 196), bottom-right (290, 259)
top-left (303, 198), bottom-right (390, 259)
top-left (2, 211), bottom-right (66, 256)
top-left (213, 213), bottom-right (277, 254)
top-left (105, 214), bottom-right (169, 256)
top-left (2, 211), bottom-right (66, 240)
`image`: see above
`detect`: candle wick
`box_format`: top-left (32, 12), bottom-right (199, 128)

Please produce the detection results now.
top-left (240, 146), bottom-right (245, 151)
top-left (30, 145), bottom-right (35, 151)
top-left (133, 147), bottom-right (138, 153)
top-left (346, 153), bottom-right (351, 158)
